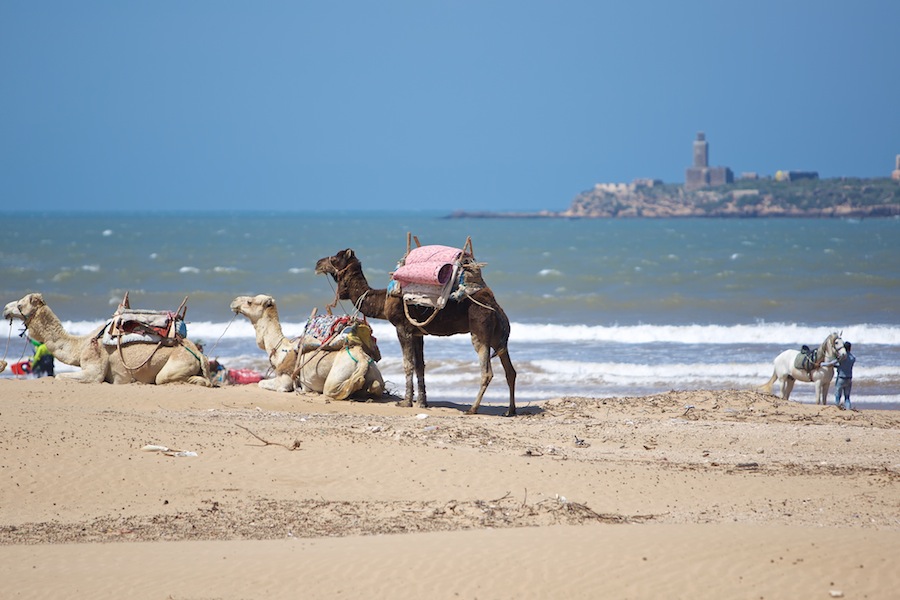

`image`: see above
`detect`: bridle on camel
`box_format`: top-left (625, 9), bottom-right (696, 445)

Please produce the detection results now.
top-left (2, 316), bottom-right (17, 368)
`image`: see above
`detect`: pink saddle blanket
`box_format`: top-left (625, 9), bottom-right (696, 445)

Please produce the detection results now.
top-left (392, 245), bottom-right (464, 286)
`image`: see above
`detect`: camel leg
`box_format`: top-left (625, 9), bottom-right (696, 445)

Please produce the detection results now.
top-left (466, 338), bottom-right (494, 415)
top-left (362, 362), bottom-right (384, 399)
top-left (259, 374), bottom-right (295, 392)
top-left (413, 336), bottom-right (427, 408)
top-left (65, 341), bottom-right (109, 383)
top-left (497, 348), bottom-right (517, 417)
top-left (396, 331), bottom-right (418, 408)
top-left (155, 348), bottom-right (211, 387)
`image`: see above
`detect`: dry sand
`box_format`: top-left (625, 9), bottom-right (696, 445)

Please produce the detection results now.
top-left (1, 377), bottom-right (898, 599)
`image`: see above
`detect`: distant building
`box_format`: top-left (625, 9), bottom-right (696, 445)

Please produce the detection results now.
top-left (633, 178), bottom-right (663, 188)
top-left (685, 132), bottom-right (733, 190)
top-left (892, 155), bottom-right (900, 181)
top-left (775, 170), bottom-right (819, 182)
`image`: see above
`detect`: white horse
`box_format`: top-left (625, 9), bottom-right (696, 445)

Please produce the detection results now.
top-left (760, 332), bottom-right (847, 404)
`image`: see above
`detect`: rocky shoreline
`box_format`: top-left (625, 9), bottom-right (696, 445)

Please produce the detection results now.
top-left (448, 178), bottom-right (900, 218)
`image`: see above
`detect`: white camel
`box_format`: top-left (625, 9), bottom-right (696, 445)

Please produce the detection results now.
top-left (230, 295), bottom-right (384, 399)
top-left (760, 332), bottom-right (846, 404)
top-left (3, 293), bottom-right (211, 386)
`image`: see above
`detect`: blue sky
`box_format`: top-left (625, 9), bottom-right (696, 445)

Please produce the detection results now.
top-left (3, 1), bottom-right (899, 212)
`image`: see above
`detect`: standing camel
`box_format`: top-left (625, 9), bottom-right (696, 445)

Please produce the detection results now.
top-left (760, 332), bottom-right (846, 404)
top-left (315, 248), bottom-right (517, 416)
top-left (3, 293), bottom-right (210, 386)
top-left (230, 294), bottom-right (383, 399)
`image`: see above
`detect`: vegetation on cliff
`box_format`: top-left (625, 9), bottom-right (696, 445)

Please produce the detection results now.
top-left (449, 178), bottom-right (900, 218)
top-left (565, 178), bottom-right (900, 218)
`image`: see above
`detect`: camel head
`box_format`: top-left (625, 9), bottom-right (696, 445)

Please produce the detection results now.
top-left (230, 295), bottom-right (277, 324)
top-left (3, 292), bottom-right (45, 323)
top-left (315, 249), bottom-right (358, 282)
top-left (2, 300), bottom-right (22, 322)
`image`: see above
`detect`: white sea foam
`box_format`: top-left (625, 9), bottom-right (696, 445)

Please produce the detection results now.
top-left (509, 322), bottom-right (900, 346)
top-left (61, 319), bottom-right (900, 347)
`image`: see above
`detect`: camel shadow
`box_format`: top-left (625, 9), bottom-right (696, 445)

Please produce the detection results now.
top-left (416, 400), bottom-right (543, 417)
top-left (349, 393), bottom-right (542, 416)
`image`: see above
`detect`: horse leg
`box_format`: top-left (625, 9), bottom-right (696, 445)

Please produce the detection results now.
top-left (782, 377), bottom-right (795, 402)
top-left (467, 337), bottom-right (494, 415)
top-left (413, 336), bottom-right (427, 408)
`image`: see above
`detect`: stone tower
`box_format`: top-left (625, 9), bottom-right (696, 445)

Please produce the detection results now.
top-left (685, 132), bottom-right (733, 190)
top-left (693, 132), bottom-right (708, 168)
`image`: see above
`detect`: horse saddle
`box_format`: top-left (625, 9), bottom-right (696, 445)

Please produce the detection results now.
top-left (794, 346), bottom-right (819, 372)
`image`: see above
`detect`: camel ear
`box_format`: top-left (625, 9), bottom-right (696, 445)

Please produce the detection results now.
top-left (32, 293), bottom-right (44, 306)
top-left (263, 297), bottom-right (274, 308)
top-left (343, 249), bottom-right (355, 260)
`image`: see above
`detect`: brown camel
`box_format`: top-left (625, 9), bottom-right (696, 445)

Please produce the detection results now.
top-left (315, 248), bottom-right (517, 416)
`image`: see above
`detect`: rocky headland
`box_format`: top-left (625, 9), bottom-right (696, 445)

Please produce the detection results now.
top-left (448, 178), bottom-right (900, 218)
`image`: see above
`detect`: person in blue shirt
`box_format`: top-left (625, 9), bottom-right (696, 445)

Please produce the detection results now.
top-left (832, 341), bottom-right (856, 410)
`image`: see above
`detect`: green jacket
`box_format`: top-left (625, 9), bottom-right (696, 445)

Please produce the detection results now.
top-left (31, 343), bottom-right (52, 366)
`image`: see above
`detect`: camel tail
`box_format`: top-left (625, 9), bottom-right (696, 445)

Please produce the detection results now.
top-left (758, 371), bottom-right (777, 395)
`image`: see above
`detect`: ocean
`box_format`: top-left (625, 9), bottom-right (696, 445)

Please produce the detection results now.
top-left (3, 212), bottom-right (899, 409)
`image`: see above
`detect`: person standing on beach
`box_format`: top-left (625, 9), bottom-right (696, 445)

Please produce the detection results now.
top-left (28, 338), bottom-right (55, 378)
top-left (832, 341), bottom-right (856, 410)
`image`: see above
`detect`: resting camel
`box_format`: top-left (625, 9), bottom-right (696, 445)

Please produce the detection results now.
top-left (230, 295), bottom-right (384, 399)
top-left (3, 293), bottom-right (211, 386)
top-left (315, 248), bottom-right (517, 416)
top-left (760, 332), bottom-right (846, 404)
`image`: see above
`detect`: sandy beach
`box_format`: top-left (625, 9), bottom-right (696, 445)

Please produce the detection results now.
top-left (1, 377), bottom-right (898, 599)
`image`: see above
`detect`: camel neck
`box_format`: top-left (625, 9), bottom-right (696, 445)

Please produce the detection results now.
top-left (256, 310), bottom-right (292, 368)
top-left (340, 265), bottom-right (387, 320)
top-left (29, 306), bottom-right (91, 366)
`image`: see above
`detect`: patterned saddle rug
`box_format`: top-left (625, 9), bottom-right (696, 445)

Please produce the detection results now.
top-left (299, 313), bottom-right (380, 361)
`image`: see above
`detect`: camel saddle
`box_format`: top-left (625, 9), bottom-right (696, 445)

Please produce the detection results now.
top-left (100, 293), bottom-right (188, 346)
top-left (389, 236), bottom-right (486, 311)
top-left (299, 313), bottom-right (381, 361)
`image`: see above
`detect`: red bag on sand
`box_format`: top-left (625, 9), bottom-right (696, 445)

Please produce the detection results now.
top-left (11, 361), bottom-right (32, 375)
top-left (227, 368), bottom-right (263, 385)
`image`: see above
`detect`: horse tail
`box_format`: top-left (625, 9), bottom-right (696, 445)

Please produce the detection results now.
top-left (759, 371), bottom-right (777, 395)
